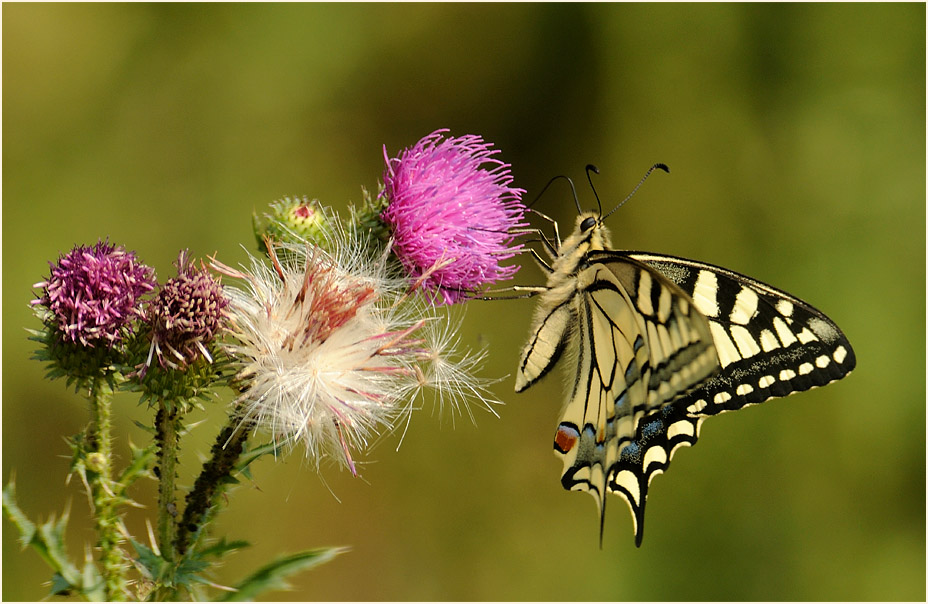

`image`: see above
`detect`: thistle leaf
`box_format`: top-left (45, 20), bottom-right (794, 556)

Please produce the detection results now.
top-left (217, 547), bottom-right (347, 602)
top-left (2, 481), bottom-right (83, 592)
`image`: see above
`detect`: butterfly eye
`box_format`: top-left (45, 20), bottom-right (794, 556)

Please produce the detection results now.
top-left (580, 216), bottom-right (597, 232)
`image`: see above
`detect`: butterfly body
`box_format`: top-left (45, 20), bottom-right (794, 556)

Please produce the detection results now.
top-left (515, 213), bottom-right (611, 392)
top-left (517, 209), bottom-right (855, 546)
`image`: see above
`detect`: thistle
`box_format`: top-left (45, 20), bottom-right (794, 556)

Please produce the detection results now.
top-left (214, 237), bottom-right (427, 474)
top-left (32, 240), bottom-right (157, 383)
top-left (380, 129), bottom-right (528, 304)
top-left (140, 249), bottom-right (227, 380)
top-left (11, 129), bottom-right (518, 602)
top-left (29, 240), bottom-right (157, 600)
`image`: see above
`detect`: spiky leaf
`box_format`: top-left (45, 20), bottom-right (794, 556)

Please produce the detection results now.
top-left (2, 481), bottom-right (83, 592)
top-left (217, 547), bottom-right (347, 602)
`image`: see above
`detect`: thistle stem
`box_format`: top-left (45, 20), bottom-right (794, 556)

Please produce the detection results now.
top-left (155, 404), bottom-right (179, 560)
top-left (87, 377), bottom-right (127, 601)
top-left (175, 410), bottom-right (253, 556)
top-left (152, 402), bottom-right (181, 601)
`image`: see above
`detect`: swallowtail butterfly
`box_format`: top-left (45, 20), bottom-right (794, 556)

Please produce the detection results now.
top-left (516, 165), bottom-right (855, 546)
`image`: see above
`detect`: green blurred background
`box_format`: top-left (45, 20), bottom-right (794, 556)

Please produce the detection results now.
top-left (3, 4), bottom-right (925, 601)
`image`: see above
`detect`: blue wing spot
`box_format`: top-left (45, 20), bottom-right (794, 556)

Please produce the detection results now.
top-left (620, 442), bottom-right (641, 462)
top-left (583, 425), bottom-right (606, 450)
top-left (574, 424), bottom-right (606, 461)
top-left (633, 335), bottom-right (645, 351)
top-left (642, 419), bottom-right (662, 440)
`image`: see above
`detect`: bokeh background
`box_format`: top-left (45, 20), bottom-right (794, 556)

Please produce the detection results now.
top-left (3, 4), bottom-right (924, 601)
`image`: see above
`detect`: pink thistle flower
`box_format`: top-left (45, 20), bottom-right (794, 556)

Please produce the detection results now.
top-left (33, 240), bottom-right (157, 347)
top-left (380, 129), bottom-right (527, 305)
top-left (141, 250), bottom-right (228, 376)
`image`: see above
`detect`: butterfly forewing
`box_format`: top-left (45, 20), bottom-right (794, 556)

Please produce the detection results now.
top-left (627, 252), bottom-right (857, 416)
top-left (515, 301), bottom-right (574, 392)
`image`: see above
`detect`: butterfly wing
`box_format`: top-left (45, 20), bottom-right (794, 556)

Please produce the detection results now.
top-left (599, 251), bottom-right (856, 545)
top-left (554, 255), bottom-right (719, 536)
top-left (606, 403), bottom-right (703, 547)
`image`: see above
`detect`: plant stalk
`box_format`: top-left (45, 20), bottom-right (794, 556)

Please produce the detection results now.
top-left (87, 377), bottom-right (127, 601)
top-left (175, 410), bottom-right (253, 556)
top-left (152, 402), bottom-right (182, 601)
top-left (155, 404), bottom-right (180, 560)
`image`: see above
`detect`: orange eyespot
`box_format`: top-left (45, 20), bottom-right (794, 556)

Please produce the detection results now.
top-left (554, 423), bottom-right (579, 453)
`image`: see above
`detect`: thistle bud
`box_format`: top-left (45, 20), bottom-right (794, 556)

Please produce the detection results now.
top-left (253, 196), bottom-right (331, 253)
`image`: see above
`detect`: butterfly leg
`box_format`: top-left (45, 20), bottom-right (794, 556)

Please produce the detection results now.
top-left (474, 284), bottom-right (548, 301)
top-left (527, 208), bottom-right (562, 250)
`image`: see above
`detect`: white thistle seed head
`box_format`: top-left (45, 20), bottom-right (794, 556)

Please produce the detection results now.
top-left (415, 312), bottom-right (502, 424)
top-left (213, 228), bottom-right (501, 475)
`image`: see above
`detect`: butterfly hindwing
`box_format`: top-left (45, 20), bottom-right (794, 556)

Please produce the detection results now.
top-left (606, 404), bottom-right (703, 547)
top-left (554, 256), bottom-right (718, 531)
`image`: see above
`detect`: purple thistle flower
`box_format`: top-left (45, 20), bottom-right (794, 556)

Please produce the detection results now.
top-left (380, 129), bottom-right (527, 305)
top-left (142, 250), bottom-right (228, 374)
top-left (33, 240), bottom-right (157, 347)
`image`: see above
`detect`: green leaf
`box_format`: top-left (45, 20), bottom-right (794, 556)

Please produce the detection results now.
top-left (115, 440), bottom-right (156, 492)
top-left (2, 481), bottom-right (83, 590)
top-left (129, 538), bottom-right (166, 581)
top-left (217, 547), bottom-right (347, 602)
top-left (50, 572), bottom-right (75, 596)
top-left (37, 512), bottom-right (83, 587)
top-left (198, 537), bottom-right (250, 560)
top-left (131, 419), bottom-right (157, 434)
top-left (235, 442), bottom-right (282, 476)
top-left (2, 481), bottom-right (37, 544)
top-left (81, 557), bottom-right (105, 601)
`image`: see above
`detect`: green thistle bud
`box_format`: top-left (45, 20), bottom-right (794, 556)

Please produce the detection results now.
top-left (347, 184), bottom-right (391, 244)
top-left (85, 452), bottom-right (107, 474)
top-left (253, 196), bottom-right (331, 253)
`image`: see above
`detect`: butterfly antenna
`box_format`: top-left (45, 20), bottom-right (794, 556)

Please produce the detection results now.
top-left (586, 164), bottom-right (603, 216)
top-left (599, 162), bottom-right (671, 222)
top-left (528, 173), bottom-right (582, 215)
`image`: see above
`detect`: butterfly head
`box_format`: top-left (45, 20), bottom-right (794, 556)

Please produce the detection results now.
top-left (560, 211), bottom-right (613, 259)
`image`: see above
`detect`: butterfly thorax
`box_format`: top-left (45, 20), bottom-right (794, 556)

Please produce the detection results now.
top-left (548, 212), bottom-right (613, 280)
top-left (536, 213), bottom-right (614, 315)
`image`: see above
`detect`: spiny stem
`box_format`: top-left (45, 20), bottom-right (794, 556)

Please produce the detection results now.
top-left (175, 410), bottom-right (253, 556)
top-left (153, 402), bottom-right (181, 600)
top-left (155, 404), bottom-right (180, 560)
top-left (87, 377), bottom-right (127, 601)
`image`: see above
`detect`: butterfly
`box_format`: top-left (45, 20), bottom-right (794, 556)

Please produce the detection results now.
top-left (515, 164), bottom-right (856, 546)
